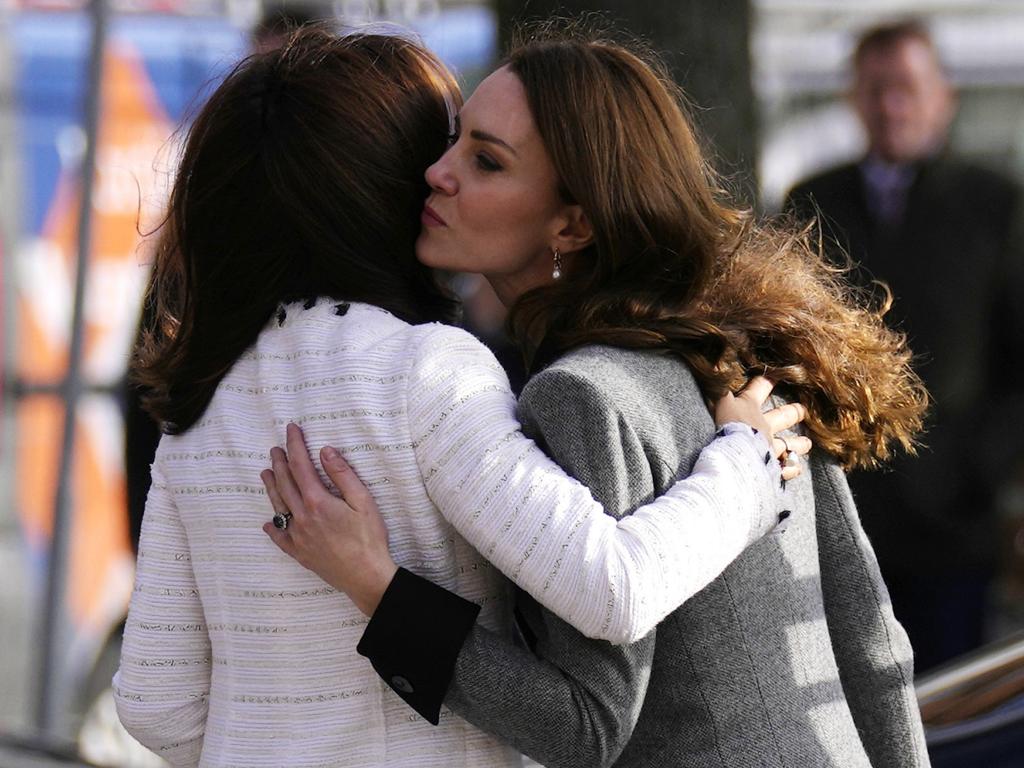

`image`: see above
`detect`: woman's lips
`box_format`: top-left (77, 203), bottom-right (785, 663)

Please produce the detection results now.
top-left (421, 204), bottom-right (447, 227)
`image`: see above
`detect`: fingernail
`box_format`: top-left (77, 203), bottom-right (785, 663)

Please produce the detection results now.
top-left (323, 446), bottom-right (339, 461)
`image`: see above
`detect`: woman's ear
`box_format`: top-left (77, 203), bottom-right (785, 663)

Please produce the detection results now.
top-left (553, 204), bottom-right (594, 255)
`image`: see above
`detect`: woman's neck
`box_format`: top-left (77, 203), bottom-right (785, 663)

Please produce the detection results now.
top-left (485, 274), bottom-right (526, 308)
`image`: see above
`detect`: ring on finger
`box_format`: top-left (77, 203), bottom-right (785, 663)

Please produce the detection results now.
top-left (272, 512), bottom-right (293, 530)
top-left (777, 436), bottom-right (799, 468)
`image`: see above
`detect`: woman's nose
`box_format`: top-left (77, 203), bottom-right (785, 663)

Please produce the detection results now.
top-left (425, 150), bottom-right (457, 194)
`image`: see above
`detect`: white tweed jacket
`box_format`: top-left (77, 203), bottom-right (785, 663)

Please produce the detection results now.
top-left (113, 299), bottom-right (780, 767)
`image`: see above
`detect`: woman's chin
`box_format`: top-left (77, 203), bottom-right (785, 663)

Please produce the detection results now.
top-left (415, 237), bottom-right (456, 272)
top-left (414, 238), bottom-right (438, 268)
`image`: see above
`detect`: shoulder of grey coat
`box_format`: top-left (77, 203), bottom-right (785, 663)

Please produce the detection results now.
top-left (516, 344), bottom-right (931, 768)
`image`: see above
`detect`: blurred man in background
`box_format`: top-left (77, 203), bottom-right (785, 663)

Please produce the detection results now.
top-left (787, 19), bottom-right (1024, 673)
top-left (251, 1), bottom-right (329, 53)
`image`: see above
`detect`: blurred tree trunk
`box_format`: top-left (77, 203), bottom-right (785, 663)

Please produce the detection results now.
top-left (494, 0), bottom-right (758, 202)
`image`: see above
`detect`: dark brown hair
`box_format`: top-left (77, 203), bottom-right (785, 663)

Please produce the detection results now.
top-left (853, 19), bottom-right (942, 71)
top-left (136, 28), bottom-right (461, 433)
top-left (503, 24), bottom-right (927, 469)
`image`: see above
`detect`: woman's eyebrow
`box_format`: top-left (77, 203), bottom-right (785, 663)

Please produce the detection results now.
top-left (469, 128), bottom-right (518, 156)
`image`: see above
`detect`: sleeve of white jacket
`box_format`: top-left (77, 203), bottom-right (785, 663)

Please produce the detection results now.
top-left (407, 325), bottom-right (782, 644)
top-left (112, 462), bottom-right (210, 767)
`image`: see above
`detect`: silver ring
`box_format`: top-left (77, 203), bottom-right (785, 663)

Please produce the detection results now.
top-left (777, 436), bottom-right (799, 468)
top-left (272, 512), bottom-right (293, 530)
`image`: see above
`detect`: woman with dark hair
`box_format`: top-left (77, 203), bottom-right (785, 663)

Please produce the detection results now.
top-left (263, 26), bottom-right (932, 768)
top-left (112, 28), bottom-right (807, 768)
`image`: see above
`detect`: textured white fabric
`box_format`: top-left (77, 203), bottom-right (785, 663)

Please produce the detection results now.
top-left (114, 300), bottom-right (779, 767)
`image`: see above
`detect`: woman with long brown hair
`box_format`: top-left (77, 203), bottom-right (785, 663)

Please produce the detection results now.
top-left (113, 27), bottom-right (809, 768)
top-left (262, 23), bottom-right (932, 768)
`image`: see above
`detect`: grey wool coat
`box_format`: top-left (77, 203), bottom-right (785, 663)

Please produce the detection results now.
top-left (445, 345), bottom-right (931, 768)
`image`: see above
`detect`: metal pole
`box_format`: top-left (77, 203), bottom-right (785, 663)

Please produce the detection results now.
top-left (35, 0), bottom-right (108, 737)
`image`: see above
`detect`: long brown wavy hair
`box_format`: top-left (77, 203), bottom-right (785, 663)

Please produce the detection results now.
top-left (135, 29), bottom-right (462, 433)
top-left (504, 24), bottom-right (928, 469)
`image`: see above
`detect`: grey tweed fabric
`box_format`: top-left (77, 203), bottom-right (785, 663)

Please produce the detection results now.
top-left (445, 345), bottom-right (930, 768)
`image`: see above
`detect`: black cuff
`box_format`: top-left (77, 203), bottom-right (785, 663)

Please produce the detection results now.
top-left (356, 567), bottom-right (481, 725)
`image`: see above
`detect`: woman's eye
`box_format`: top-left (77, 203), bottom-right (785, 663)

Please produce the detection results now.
top-left (445, 131), bottom-right (459, 147)
top-left (475, 153), bottom-right (502, 172)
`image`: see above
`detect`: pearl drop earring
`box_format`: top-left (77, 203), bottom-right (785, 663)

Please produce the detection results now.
top-left (552, 247), bottom-right (563, 280)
